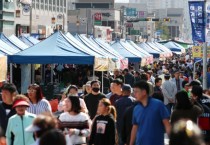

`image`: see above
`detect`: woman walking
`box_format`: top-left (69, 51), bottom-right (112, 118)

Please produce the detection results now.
top-left (89, 98), bottom-right (117, 145)
top-left (58, 96), bottom-right (90, 145)
top-left (6, 95), bottom-right (36, 145)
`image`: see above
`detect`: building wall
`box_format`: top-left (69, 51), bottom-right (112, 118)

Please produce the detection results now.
top-left (0, 1), bottom-right (15, 36)
top-left (14, 0), bottom-right (68, 37)
top-left (67, 9), bottom-right (120, 35)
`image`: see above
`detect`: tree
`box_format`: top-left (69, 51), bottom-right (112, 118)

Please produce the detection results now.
top-left (155, 22), bottom-right (170, 40)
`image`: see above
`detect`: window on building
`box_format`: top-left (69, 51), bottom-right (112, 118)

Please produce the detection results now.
top-left (41, 0), bottom-right (44, 10)
top-left (108, 21), bottom-right (114, 29)
top-left (53, 0), bottom-right (56, 11)
top-left (57, 0), bottom-right (59, 12)
top-left (75, 3), bottom-right (91, 9)
top-left (36, 0), bottom-right (39, 9)
top-left (64, 0), bottom-right (66, 7)
top-left (92, 3), bottom-right (110, 8)
top-left (32, 0), bottom-right (35, 8)
top-left (49, 0), bottom-right (52, 11)
top-left (45, 0), bottom-right (48, 10)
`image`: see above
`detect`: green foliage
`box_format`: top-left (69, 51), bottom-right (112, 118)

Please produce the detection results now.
top-left (155, 22), bottom-right (170, 40)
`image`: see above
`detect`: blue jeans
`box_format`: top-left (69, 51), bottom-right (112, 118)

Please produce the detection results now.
top-left (166, 103), bottom-right (174, 115)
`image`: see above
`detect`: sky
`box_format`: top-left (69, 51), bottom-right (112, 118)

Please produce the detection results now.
top-left (115, 0), bottom-right (129, 3)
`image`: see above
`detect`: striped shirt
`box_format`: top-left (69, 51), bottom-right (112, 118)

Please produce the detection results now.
top-left (27, 99), bottom-right (52, 115)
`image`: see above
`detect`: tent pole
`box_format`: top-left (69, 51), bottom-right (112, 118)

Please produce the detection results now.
top-left (32, 64), bottom-right (35, 84)
top-left (93, 67), bottom-right (95, 80)
top-left (102, 71), bottom-right (104, 94)
top-left (51, 64), bottom-right (54, 83)
top-left (10, 63), bottom-right (13, 83)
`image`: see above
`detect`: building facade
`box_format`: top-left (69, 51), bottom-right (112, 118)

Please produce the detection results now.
top-left (14, 0), bottom-right (68, 38)
top-left (67, 9), bottom-right (121, 36)
top-left (72, 0), bottom-right (114, 9)
top-left (0, 0), bottom-right (15, 36)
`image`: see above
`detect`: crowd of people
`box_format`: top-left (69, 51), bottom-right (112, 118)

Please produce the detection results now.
top-left (0, 58), bottom-right (210, 145)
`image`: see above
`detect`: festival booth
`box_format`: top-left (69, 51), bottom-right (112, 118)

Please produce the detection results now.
top-left (0, 55), bottom-right (7, 82)
top-left (152, 42), bottom-right (173, 57)
top-left (65, 32), bottom-right (111, 74)
top-left (119, 40), bottom-right (148, 66)
top-left (164, 41), bottom-right (185, 54)
top-left (146, 42), bottom-right (168, 58)
top-left (137, 43), bottom-right (161, 58)
top-left (0, 33), bottom-right (23, 51)
top-left (8, 31), bottom-right (95, 96)
top-left (9, 35), bottom-right (29, 50)
top-left (19, 36), bottom-right (35, 46)
top-left (127, 40), bottom-right (154, 64)
top-left (27, 36), bottom-right (40, 44)
top-left (75, 34), bottom-right (122, 72)
top-left (0, 40), bottom-right (19, 55)
top-left (111, 40), bottom-right (142, 63)
top-left (89, 37), bottom-right (128, 69)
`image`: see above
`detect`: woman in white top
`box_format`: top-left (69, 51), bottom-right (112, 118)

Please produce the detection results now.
top-left (59, 96), bottom-right (91, 145)
top-left (27, 84), bottom-right (52, 115)
top-left (58, 85), bottom-right (88, 113)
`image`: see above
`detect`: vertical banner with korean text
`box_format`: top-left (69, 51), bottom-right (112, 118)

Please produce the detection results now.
top-left (189, 1), bottom-right (205, 43)
top-left (206, 2), bottom-right (210, 42)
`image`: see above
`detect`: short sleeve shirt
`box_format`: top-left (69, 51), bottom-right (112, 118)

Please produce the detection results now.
top-left (132, 98), bottom-right (169, 145)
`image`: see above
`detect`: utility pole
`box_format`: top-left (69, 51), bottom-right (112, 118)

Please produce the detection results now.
top-left (203, 0), bottom-right (207, 89)
top-left (29, 5), bottom-right (32, 34)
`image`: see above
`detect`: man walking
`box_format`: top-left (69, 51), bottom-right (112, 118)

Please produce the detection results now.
top-left (129, 81), bottom-right (171, 145)
top-left (162, 74), bottom-right (177, 114)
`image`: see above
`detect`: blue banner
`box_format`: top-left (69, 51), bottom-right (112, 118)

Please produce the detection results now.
top-left (189, 1), bottom-right (205, 42)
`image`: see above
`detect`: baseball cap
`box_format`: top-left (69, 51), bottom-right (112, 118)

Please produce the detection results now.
top-left (122, 84), bottom-right (132, 91)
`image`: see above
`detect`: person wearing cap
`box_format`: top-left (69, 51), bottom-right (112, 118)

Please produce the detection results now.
top-left (162, 73), bottom-right (177, 115)
top-left (171, 71), bottom-right (184, 92)
top-left (25, 113), bottom-right (56, 145)
top-left (0, 83), bottom-right (17, 135)
top-left (6, 95), bottom-right (36, 145)
top-left (115, 84), bottom-right (135, 145)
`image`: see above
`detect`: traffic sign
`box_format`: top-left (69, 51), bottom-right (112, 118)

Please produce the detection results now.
top-left (130, 30), bottom-right (140, 35)
top-left (94, 20), bottom-right (102, 26)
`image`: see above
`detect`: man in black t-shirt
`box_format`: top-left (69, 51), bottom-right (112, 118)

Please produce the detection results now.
top-left (0, 83), bottom-right (17, 135)
top-left (84, 80), bottom-right (106, 120)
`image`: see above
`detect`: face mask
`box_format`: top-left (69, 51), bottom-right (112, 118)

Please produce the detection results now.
top-left (92, 88), bottom-right (100, 93)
